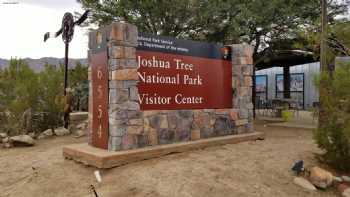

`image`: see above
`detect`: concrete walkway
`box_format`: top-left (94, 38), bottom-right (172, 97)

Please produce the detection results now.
top-left (257, 111), bottom-right (318, 130)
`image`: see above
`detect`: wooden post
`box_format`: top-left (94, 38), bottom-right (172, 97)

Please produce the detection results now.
top-left (319, 0), bottom-right (328, 127)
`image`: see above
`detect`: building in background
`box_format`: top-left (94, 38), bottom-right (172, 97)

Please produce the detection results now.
top-left (255, 62), bottom-right (320, 109)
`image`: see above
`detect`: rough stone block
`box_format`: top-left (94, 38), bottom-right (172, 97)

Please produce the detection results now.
top-left (109, 118), bottom-right (127, 126)
top-left (229, 109), bottom-right (239, 120)
top-left (109, 108), bottom-right (127, 120)
top-left (108, 136), bottom-right (122, 151)
top-left (194, 111), bottom-right (210, 126)
top-left (200, 127), bottom-right (214, 138)
top-left (232, 64), bottom-right (242, 76)
top-left (121, 134), bottom-right (136, 150)
top-left (127, 110), bottom-right (142, 119)
top-left (143, 111), bottom-right (159, 117)
top-left (214, 116), bottom-right (235, 136)
top-left (158, 129), bottom-right (175, 144)
top-left (243, 76), bottom-right (253, 87)
top-left (167, 113), bottom-right (178, 129)
top-left (109, 126), bottom-right (126, 137)
top-left (136, 135), bottom-right (148, 148)
top-left (110, 23), bottom-right (125, 41)
top-left (112, 69), bottom-right (138, 81)
top-left (111, 101), bottom-right (139, 111)
top-left (232, 77), bottom-right (240, 88)
top-left (148, 128), bottom-right (158, 146)
top-left (239, 87), bottom-right (250, 97)
top-left (247, 103), bottom-right (254, 110)
top-left (109, 59), bottom-right (126, 70)
top-left (235, 119), bottom-right (248, 126)
top-left (191, 129), bottom-right (201, 141)
top-left (109, 46), bottom-right (124, 59)
top-left (242, 65), bottom-right (253, 76)
top-left (128, 119), bottom-right (143, 126)
top-left (124, 47), bottom-right (136, 59)
top-left (127, 126), bottom-right (143, 135)
top-left (109, 22), bottom-right (138, 46)
top-left (238, 109), bottom-right (249, 119)
top-left (129, 86), bottom-right (139, 101)
top-left (123, 80), bottom-right (138, 88)
top-left (175, 118), bottom-right (193, 141)
top-left (149, 115), bottom-right (168, 129)
top-left (109, 88), bottom-right (129, 104)
top-left (177, 110), bottom-right (193, 119)
top-left (125, 59), bottom-right (137, 68)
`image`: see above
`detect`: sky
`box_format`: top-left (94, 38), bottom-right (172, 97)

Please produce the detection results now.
top-left (0, 0), bottom-right (89, 59)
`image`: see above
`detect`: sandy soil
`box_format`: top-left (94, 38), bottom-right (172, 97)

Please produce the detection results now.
top-left (0, 120), bottom-right (337, 197)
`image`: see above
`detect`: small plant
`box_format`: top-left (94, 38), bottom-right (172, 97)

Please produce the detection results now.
top-left (282, 110), bottom-right (293, 122)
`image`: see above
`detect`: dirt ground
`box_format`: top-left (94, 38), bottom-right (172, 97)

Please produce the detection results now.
top-left (0, 120), bottom-right (338, 197)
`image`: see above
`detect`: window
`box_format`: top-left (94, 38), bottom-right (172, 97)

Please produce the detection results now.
top-left (275, 73), bottom-right (304, 108)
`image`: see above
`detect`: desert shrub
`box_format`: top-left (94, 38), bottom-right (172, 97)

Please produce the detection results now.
top-left (0, 60), bottom-right (88, 135)
top-left (69, 62), bottom-right (88, 111)
top-left (36, 64), bottom-right (65, 130)
top-left (0, 59), bottom-right (40, 135)
top-left (313, 61), bottom-right (350, 171)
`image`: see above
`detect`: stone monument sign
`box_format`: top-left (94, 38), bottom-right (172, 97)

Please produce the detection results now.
top-left (86, 22), bottom-right (254, 151)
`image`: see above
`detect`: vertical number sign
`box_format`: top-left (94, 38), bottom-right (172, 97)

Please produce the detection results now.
top-left (91, 51), bottom-right (109, 149)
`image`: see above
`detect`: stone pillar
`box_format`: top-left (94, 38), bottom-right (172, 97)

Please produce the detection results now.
top-left (231, 44), bottom-right (254, 133)
top-left (106, 23), bottom-right (141, 151)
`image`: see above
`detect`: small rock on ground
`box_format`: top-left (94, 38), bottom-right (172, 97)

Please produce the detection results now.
top-left (54, 127), bottom-right (70, 136)
top-left (9, 135), bottom-right (35, 146)
top-left (342, 176), bottom-right (350, 183)
top-left (0, 132), bottom-right (8, 138)
top-left (309, 166), bottom-right (333, 189)
top-left (293, 177), bottom-right (317, 191)
top-left (73, 129), bottom-right (86, 138)
top-left (38, 129), bottom-right (54, 139)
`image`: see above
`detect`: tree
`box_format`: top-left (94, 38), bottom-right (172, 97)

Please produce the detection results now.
top-left (78, 0), bottom-right (348, 59)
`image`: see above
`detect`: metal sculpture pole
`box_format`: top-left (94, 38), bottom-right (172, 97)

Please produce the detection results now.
top-left (44, 10), bottom-right (90, 128)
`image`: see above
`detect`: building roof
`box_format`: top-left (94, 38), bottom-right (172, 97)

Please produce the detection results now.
top-left (255, 50), bottom-right (317, 70)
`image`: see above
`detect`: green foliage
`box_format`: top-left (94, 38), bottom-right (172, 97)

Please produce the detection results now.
top-left (313, 61), bottom-right (350, 171)
top-left (37, 64), bottom-right (65, 130)
top-left (78, 0), bottom-right (348, 57)
top-left (69, 62), bottom-right (89, 111)
top-left (0, 60), bottom-right (88, 135)
top-left (282, 110), bottom-right (293, 122)
top-left (0, 59), bottom-right (40, 135)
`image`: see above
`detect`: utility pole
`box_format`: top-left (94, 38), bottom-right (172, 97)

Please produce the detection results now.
top-left (319, 0), bottom-right (328, 127)
top-left (320, 0), bottom-right (328, 72)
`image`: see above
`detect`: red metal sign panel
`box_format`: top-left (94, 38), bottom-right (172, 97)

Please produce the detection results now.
top-left (137, 33), bottom-right (232, 110)
top-left (91, 51), bottom-right (109, 149)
